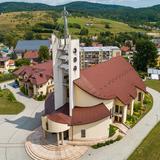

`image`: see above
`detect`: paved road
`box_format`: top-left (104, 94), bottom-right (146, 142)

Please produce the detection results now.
top-left (81, 88), bottom-right (160, 160)
top-left (0, 81), bottom-right (45, 160)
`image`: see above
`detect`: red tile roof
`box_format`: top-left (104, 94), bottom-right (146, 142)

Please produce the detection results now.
top-left (121, 46), bottom-right (130, 52)
top-left (23, 51), bottom-right (39, 59)
top-left (14, 60), bottom-right (53, 85)
top-left (74, 56), bottom-right (146, 105)
top-left (8, 60), bottom-right (15, 65)
top-left (47, 112), bottom-right (71, 125)
top-left (71, 103), bottom-right (111, 125)
top-left (46, 102), bottom-right (110, 126)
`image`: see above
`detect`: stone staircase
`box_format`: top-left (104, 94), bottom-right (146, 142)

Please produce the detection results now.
top-left (25, 128), bottom-right (88, 160)
top-left (113, 123), bottom-right (130, 135)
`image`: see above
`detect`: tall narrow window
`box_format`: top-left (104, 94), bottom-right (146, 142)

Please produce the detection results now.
top-left (46, 121), bottom-right (49, 130)
top-left (81, 129), bottom-right (86, 138)
top-left (115, 105), bottom-right (119, 113)
top-left (138, 92), bottom-right (142, 101)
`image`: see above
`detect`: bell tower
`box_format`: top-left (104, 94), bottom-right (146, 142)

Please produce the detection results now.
top-left (52, 7), bottom-right (80, 116)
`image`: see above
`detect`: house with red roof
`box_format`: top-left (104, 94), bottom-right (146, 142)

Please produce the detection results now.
top-left (0, 57), bottom-right (15, 73)
top-left (23, 51), bottom-right (39, 62)
top-left (14, 60), bottom-right (54, 98)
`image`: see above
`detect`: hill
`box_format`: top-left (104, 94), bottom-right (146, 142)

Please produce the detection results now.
top-left (0, 1), bottom-right (160, 24)
top-left (0, 11), bottom-right (143, 40)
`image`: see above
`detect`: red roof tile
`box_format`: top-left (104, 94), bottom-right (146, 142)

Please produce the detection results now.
top-left (121, 46), bottom-right (130, 52)
top-left (14, 60), bottom-right (53, 85)
top-left (47, 112), bottom-right (71, 125)
top-left (23, 51), bottom-right (39, 59)
top-left (46, 103), bottom-right (110, 126)
top-left (71, 103), bottom-right (111, 125)
top-left (74, 56), bottom-right (146, 105)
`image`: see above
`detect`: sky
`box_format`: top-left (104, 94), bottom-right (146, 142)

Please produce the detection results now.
top-left (0, 0), bottom-right (160, 8)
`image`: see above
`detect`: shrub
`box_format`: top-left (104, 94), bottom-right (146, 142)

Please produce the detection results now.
top-left (7, 92), bottom-right (16, 102)
top-left (92, 135), bottom-right (123, 149)
top-left (79, 28), bottom-right (89, 35)
top-left (0, 73), bottom-right (15, 83)
top-left (15, 59), bottom-right (30, 67)
top-left (20, 86), bottom-right (28, 96)
top-left (109, 125), bottom-right (118, 137)
top-left (134, 102), bottom-right (141, 112)
top-left (116, 135), bottom-right (123, 141)
top-left (35, 94), bottom-right (46, 101)
top-left (143, 93), bottom-right (152, 105)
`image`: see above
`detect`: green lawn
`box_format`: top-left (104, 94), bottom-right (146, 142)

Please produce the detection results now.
top-left (128, 122), bottom-right (160, 160)
top-left (0, 89), bottom-right (25, 114)
top-left (145, 80), bottom-right (160, 92)
top-left (58, 17), bottom-right (143, 35)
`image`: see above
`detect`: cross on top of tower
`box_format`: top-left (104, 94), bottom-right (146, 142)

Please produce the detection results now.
top-left (63, 7), bottom-right (69, 41)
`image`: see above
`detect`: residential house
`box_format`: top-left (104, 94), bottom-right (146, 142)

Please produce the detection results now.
top-left (23, 51), bottom-right (39, 63)
top-left (0, 57), bottom-right (15, 73)
top-left (148, 68), bottom-right (160, 80)
top-left (14, 60), bottom-right (53, 98)
top-left (15, 40), bottom-right (51, 59)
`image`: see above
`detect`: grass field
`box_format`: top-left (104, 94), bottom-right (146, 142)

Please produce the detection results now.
top-left (0, 89), bottom-right (25, 114)
top-left (0, 11), bottom-right (53, 39)
top-left (58, 16), bottom-right (143, 35)
top-left (145, 80), bottom-right (160, 92)
top-left (0, 11), bottom-right (144, 40)
top-left (128, 122), bottom-right (160, 160)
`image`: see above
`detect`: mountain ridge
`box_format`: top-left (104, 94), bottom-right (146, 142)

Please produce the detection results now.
top-left (0, 1), bottom-right (160, 24)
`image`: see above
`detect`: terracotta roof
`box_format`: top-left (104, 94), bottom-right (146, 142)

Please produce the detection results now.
top-left (71, 103), bottom-right (111, 125)
top-left (14, 60), bottom-right (53, 85)
top-left (74, 56), bottom-right (146, 105)
top-left (23, 51), bottom-right (39, 59)
top-left (46, 103), bottom-right (110, 126)
top-left (121, 46), bottom-right (130, 52)
top-left (47, 112), bottom-right (71, 125)
top-left (8, 60), bottom-right (15, 65)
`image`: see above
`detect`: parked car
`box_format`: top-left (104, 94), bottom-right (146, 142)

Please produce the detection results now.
top-left (12, 83), bottom-right (19, 88)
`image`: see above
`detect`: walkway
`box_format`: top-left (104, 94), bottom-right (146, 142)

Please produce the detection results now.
top-left (80, 88), bottom-right (160, 160)
top-left (0, 81), bottom-right (45, 160)
top-left (113, 123), bottom-right (129, 135)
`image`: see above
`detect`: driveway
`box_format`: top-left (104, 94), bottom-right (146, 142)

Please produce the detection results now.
top-left (80, 87), bottom-right (160, 160)
top-left (0, 82), bottom-right (159, 160)
top-left (0, 81), bottom-right (45, 160)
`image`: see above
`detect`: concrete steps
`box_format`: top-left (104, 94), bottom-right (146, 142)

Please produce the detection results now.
top-left (25, 128), bottom-right (88, 160)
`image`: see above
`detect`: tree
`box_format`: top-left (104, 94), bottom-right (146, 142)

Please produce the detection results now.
top-left (24, 31), bottom-right (34, 40)
top-left (38, 46), bottom-right (49, 61)
top-left (15, 59), bottom-right (30, 67)
top-left (4, 33), bottom-right (16, 47)
top-left (79, 28), bottom-right (89, 35)
top-left (133, 40), bottom-right (158, 72)
top-left (35, 33), bottom-right (42, 40)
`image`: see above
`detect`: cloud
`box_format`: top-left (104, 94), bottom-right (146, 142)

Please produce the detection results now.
top-left (0, 0), bottom-right (160, 8)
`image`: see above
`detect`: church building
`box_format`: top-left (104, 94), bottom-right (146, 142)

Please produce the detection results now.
top-left (41, 8), bottom-right (146, 145)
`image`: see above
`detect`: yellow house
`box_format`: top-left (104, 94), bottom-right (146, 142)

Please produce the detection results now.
top-left (14, 60), bottom-right (54, 98)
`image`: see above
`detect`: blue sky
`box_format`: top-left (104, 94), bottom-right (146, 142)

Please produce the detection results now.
top-left (0, 0), bottom-right (160, 8)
